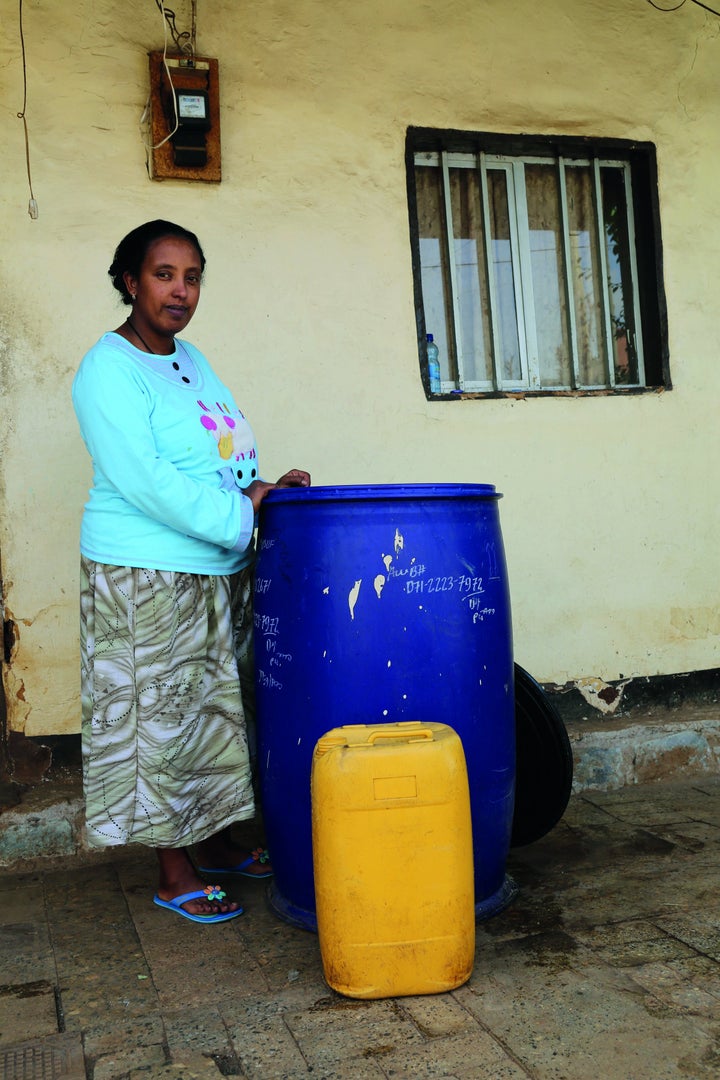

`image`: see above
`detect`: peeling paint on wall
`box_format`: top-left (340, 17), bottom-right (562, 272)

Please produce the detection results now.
top-left (1, 602), bottom-right (24, 732)
top-left (3, 614), bottom-right (17, 666)
top-left (3, 607), bottom-right (29, 731)
top-left (574, 676), bottom-right (632, 715)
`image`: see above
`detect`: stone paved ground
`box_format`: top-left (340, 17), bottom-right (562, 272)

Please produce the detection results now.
top-left (0, 774), bottom-right (719, 1078)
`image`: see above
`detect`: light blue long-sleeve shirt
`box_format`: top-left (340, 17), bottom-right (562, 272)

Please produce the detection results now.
top-left (72, 332), bottom-right (259, 574)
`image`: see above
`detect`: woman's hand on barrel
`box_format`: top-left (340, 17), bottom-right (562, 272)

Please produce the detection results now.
top-left (276, 469), bottom-right (311, 488)
top-left (243, 479), bottom-right (278, 513)
top-left (243, 471), bottom-right (310, 512)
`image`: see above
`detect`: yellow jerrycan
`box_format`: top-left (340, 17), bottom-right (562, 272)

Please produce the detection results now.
top-left (311, 721), bottom-right (475, 999)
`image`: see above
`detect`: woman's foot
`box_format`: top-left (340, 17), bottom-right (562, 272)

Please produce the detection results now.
top-left (155, 847), bottom-right (242, 917)
top-left (195, 829), bottom-right (273, 878)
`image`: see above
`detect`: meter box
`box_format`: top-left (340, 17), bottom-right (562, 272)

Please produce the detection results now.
top-left (148, 52), bottom-right (221, 182)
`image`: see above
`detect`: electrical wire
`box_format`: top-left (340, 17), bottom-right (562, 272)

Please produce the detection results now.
top-left (143, 1), bottom-right (200, 160)
top-left (647, 0), bottom-right (720, 15)
top-left (17, 0), bottom-right (38, 218)
top-left (155, 0), bottom-right (196, 58)
top-left (690, 0), bottom-right (720, 15)
top-left (143, 2), bottom-right (180, 156)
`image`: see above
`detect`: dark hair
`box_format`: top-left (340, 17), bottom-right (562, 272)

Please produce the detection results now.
top-left (108, 219), bottom-right (207, 305)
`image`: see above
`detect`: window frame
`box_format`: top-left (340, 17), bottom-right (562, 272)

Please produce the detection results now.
top-left (406, 128), bottom-right (670, 400)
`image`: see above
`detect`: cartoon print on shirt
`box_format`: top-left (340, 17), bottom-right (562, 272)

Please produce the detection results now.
top-left (197, 399), bottom-right (258, 491)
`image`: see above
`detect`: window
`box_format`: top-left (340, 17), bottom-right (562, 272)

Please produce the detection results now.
top-left (406, 129), bottom-right (669, 398)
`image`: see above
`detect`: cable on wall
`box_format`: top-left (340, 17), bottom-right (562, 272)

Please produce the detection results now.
top-left (647, 0), bottom-right (720, 16)
top-left (141, 0), bottom-right (198, 169)
top-left (155, 0), bottom-right (197, 58)
top-left (17, 0), bottom-right (38, 219)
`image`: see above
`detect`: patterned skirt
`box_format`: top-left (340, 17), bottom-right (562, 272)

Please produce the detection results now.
top-left (80, 558), bottom-right (256, 849)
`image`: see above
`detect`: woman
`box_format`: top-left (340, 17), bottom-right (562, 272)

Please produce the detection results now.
top-left (72, 220), bottom-right (310, 923)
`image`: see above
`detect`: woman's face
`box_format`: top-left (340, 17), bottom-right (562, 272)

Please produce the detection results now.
top-left (124, 236), bottom-right (203, 339)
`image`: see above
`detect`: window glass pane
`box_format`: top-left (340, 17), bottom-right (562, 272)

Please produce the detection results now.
top-left (409, 134), bottom-right (662, 395)
top-left (524, 164), bottom-right (571, 387)
top-left (449, 168), bottom-right (493, 384)
top-left (415, 165), bottom-right (454, 382)
top-left (601, 166), bottom-right (640, 384)
top-left (565, 166), bottom-right (606, 385)
top-left (487, 170), bottom-right (521, 383)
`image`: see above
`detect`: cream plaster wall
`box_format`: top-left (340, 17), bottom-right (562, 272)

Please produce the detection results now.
top-left (1, 0), bottom-right (719, 734)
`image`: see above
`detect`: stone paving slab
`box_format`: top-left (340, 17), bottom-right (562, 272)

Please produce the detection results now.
top-left (284, 997), bottom-right (425, 1068)
top-left (370, 1029), bottom-right (532, 1079)
top-left (161, 1007), bottom-right (235, 1067)
top-left (0, 1031), bottom-right (86, 1080)
top-left (0, 878), bottom-right (47, 926)
top-left (82, 1013), bottom-right (167, 1061)
top-left (456, 967), bottom-right (716, 1080)
top-left (625, 954), bottom-right (720, 1017)
top-left (92, 1041), bottom-right (167, 1080)
top-left (130, 1060), bottom-right (224, 1080)
top-left (223, 1001), bottom-right (314, 1078)
top-left (0, 776), bottom-right (718, 1078)
top-left (0, 979), bottom-right (59, 1045)
top-left (0, 921), bottom-right (56, 987)
top-left (655, 911), bottom-right (720, 960)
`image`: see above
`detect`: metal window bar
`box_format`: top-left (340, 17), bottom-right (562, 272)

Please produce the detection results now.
top-left (510, 161), bottom-right (539, 389)
top-left (440, 151), bottom-right (466, 391)
top-left (557, 157), bottom-right (581, 390)
top-left (478, 152), bottom-right (500, 391)
top-left (592, 157), bottom-right (616, 389)
top-left (622, 161), bottom-right (646, 385)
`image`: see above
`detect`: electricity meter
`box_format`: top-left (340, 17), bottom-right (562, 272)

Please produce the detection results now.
top-left (170, 90), bottom-right (211, 167)
top-left (177, 91), bottom-right (210, 128)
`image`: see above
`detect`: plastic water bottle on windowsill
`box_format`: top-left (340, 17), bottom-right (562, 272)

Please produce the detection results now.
top-left (426, 334), bottom-right (441, 394)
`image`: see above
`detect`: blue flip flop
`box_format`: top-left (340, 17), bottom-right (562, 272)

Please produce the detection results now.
top-left (197, 847), bottom-right (273, 879)
top-left (153, 885), bottom-right (244, 923)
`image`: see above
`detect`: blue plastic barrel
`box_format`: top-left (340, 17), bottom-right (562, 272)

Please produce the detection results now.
top-left (253, 484), bottom-right (516, 930)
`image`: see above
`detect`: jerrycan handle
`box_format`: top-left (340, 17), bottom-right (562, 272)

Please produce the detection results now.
top-left (367, 723), bottom-right (434, 745)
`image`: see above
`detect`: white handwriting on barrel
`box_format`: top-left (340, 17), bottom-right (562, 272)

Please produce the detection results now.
top-left (254, 613), bottom-right (279, 635)
top-left (472, 607), bottom-right (496, 622)
top-left (387, 562), bottom-right (427, 579)
top-left (269, 650), bottom-right (293, 668)
top-left (258, 668), bottom-right (283, 690)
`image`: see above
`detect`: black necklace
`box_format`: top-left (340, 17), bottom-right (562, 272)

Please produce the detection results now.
top-left (127, 317), bottom-right (169, 356)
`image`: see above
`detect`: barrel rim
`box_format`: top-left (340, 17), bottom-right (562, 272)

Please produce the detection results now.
top-left (263, 483), bottom-right (502, 503)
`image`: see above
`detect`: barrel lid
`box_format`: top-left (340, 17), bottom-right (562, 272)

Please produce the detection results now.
top-left (264, 483), bottom-right (501, 503)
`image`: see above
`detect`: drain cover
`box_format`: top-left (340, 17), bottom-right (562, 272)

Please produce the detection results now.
top-left (1, 1033), bottom-right (85, 1080)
